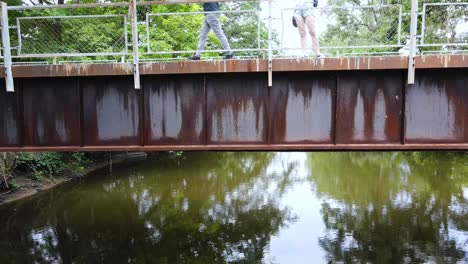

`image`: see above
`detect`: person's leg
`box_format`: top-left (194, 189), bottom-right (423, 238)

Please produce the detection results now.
top-left (305, 16), bottom-right (321, 56)
top-left (294, 16), bottom-right (307, 55)
top-left (205, 13), bottom-right (232, 55)
top-left (195, 16), bottom-right (211, 57)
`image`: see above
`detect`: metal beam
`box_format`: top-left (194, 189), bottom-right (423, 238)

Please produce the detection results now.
top-left (407, 0), bottom-right (418, 84)
top-left (267, 0), bottom-right (272, 87)
top-left (130, 0), bottom-right (140, 90)
top-left (1, 2), bottom-right (14, 92)
top-left (0, 144), bottom-right (467, 152)
top-left (0, 55), bottom-right (466, 78)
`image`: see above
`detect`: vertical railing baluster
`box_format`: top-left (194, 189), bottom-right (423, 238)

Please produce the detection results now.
top-left (1, 2), bottom-right (14, 92)
top-left (267, 0), bottom-right (272, 87)
top-left (130, 0), bottom-right (140, 90)
top-left (407, 0), bottom-right (418, 85)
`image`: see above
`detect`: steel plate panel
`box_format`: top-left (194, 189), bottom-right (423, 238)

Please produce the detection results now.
top-left (82, 77), bottom-right (141, 146)
top-left (336, 71), bottom-right (402, 144)
top-left (0, 83), bottom-right (18, 147)
top-left (270, 72), bottom-right (335, 144)
top-left (405, 69), bottom-right (468, 143)
top-left (143, 76), bottom-right (204, 145)
top-left (22, 78), bottom-right (81, 146)
top-left (206, 74), bottom-right (267, 144)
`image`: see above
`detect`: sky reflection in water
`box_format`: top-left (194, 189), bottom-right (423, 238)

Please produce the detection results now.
top-left (0, 152), bottom-right (466, 263)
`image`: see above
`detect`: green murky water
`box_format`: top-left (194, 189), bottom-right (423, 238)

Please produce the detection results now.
top-left (0, 152), bottom-right (466, 263)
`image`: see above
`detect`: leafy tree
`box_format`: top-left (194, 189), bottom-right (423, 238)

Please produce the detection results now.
top-left (307, 152), bottom-right (467, 263)
top-left (0, 152), bottom-right (297, 263)
top-left (6, 0), bottom-right (270, 61)
top-left (318, 0), bottom-right (467, 55)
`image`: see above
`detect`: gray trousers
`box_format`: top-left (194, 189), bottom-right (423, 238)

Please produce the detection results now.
top-left (195, 13), bottom-right (232, 56)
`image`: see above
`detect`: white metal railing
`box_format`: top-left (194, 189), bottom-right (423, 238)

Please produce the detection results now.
top-left (0, 0), bottom-right (466, 92)
top-left (278, 4), bottom-right (403, 57)
top-left (145, 10), bottom-right (262, 57)
top-left (421, 3), bottom-right (468, 49)
top-left (16, 14), bottom-right (128, 57)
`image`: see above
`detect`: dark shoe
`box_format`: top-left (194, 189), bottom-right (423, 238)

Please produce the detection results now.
top-left (189, 55), bottom-right (200, 60)
top-left (224, 54), bottom-right (236, 60)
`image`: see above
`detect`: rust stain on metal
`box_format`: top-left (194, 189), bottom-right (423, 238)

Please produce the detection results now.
top-left (82, 76), bottom-right (142, 146)
top-left (336, 71), bottom-right (403, 144)
top-left (143, 76), bottom-right (205, 145)
top-left (1, 144), bottom-right (467, 152)
top-left (270, 72), bottom-right (336, 144)
top-left (0, 83), bottom-right (19, 146)
top-left (416, 54), bottom-right (468, 69)
top-left (0, 55), bottom-right (465, 78)
top-left (21, 78), bottom-right (81, 146)
top-left (206, 73), bottom-right (268, 144)
top-left (0, 68), bottom-right (467, 151)
top-left (405, 68), bottom-right (468, 143)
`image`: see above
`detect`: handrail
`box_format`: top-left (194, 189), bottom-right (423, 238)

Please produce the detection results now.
top-left (0, 0), bottom-right (466, 92)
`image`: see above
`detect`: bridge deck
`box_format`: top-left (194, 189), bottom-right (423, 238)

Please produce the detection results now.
top-left (1, 55), bottom-right (467, 77)
top-left (0, 55), bottom-right (467, 152)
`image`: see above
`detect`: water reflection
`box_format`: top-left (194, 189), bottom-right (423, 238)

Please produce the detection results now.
top-left (0, 152), bottom-right (466, 263)
top-left (0, 152), bottom-right (296, 263)
top-left (308, 152), bottom-right (468, 263)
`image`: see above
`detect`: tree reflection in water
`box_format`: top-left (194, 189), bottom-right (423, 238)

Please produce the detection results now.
top-left (307, 152), bottom-right (467, 264)
top-left (0, 152), bottom-right (297, 263)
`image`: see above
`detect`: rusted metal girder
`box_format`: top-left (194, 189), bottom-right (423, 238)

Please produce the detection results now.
top-left (0, 144), bottom-right (467, 152)
top-left (0, 55), bottom-right (466, 78)
top-left (0, 67), bottom-right (466, 152)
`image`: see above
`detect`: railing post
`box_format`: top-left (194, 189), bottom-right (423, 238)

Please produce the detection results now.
top-left (267, 0), bottom-right (273, 87)
top-left (407, 0), bottom-right (418, 85)
top-left (130, 0), bottom-right (140, 90)
top-left (1, 2), bottom-right (14, 92)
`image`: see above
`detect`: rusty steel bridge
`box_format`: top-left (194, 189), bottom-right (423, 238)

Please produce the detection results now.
top-left (0, 55), bottom-right (467, 151)
top-left (0, 1), bottom-right (467, 151)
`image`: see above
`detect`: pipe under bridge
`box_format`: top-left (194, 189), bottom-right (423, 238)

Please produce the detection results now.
top-left (0, 55), bottom-right (467, 151)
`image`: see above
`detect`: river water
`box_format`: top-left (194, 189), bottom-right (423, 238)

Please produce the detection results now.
top-left (0, 152), bottom-right (466, 263)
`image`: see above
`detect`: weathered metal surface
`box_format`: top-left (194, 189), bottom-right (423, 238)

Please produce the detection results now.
top-left (1, 55), bottom-right (466, 78)
top-left (0, 83), bottom-right (18, 146)
top-left (82, 77), bottom-right (141, 146)
top-left (270, 72), bottom-right (336, 144)
top-left (0, 67), bottom-right (466, 151)
top-left (1, 144), bottom-right (466, 152)
top-left (141, 60), bottom-right (268, 75)
top-left (7, 64), bottom-right (134, 78)
top-left (143, 76), bottom-right (205, 145)
top-left (206, 74), bottom-right (268, 144)
top-left (405, 69), bottom-right (468, 143)
top-left (22, 78), bottom-right (81, 146)
top-left (416, 54), bottom-right (468, 69)
top-left (336, 71), bottom-right (403, 144)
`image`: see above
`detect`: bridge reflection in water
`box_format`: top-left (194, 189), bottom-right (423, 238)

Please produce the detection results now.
top-left (0, 56), bottom-right (467, 151)
top-left (0, 152), bottom-right (466, 263)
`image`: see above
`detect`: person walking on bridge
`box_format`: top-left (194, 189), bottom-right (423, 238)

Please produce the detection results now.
top-left (190, 2), bottom-right (235, 60)
top-left (293, 0), bottom-right (322, 58)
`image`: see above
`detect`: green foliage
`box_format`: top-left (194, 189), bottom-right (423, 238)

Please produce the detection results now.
top-left (16, 152), bottom-right (65, 180)
top-left (145, 4), bottom-right (203, 58)
top-left (8, 0), bottom-right (270, 62)
top-left (0, 152), bottom-right (295, 263)
top-left (15, 152), bottom-right (91, 180)
top-left (67, 152), bottom-right (91, 173)
top-left (307, 151), bottom-right (468, 263)
top-left (320, 0), bottom-right (468, 55)
top-left (8, 180), bottom-right (20, 191)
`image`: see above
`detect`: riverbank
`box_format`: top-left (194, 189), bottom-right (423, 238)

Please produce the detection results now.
top-left (0, 156), bottom-right (126, 207)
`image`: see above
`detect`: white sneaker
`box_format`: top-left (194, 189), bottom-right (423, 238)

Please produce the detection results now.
top-left (316, 54), bottom-right (325, 59)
